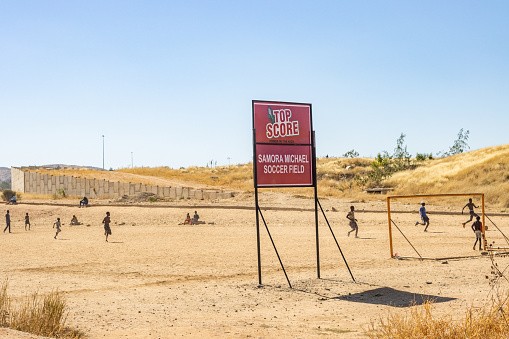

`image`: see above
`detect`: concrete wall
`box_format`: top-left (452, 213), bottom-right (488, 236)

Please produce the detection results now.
top-left (11, 167), bottom-right (24, 193)
top-left (10, 167), bottom-right (233, 200)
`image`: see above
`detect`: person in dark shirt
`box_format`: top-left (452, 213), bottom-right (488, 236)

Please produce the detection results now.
top-left (471, 216), bottom-right (483, 250)
top-left (79, 196), bottom-right (88, 208)
top-left (103, 212), bottom-right (111, 242)
top-left (25, 213), bottom-right (31, 231)
top-left (3, 210), bottom-right (11, 233)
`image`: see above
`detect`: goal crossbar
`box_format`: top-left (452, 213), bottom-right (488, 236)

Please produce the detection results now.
top-left (387, 193), bottom-right (486, 259)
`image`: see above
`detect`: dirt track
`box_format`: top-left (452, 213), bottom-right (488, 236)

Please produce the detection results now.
top-left (2, 193), bottom-right (509, 338)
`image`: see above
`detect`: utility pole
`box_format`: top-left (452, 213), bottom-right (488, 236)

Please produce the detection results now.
top-left (102, 135), bottom-right (105, 170)
top-left (131, 152), bottom-right (134, 168)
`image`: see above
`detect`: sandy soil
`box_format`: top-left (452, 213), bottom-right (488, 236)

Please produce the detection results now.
top-left (1, 193), bottom-right (509, 338)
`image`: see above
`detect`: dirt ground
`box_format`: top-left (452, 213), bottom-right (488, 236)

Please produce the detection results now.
top-left (1, 192), bottom-right (509, 338)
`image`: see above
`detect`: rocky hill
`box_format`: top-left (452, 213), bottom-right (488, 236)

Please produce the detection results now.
top-left (0, 167), bottom-right (10, 182)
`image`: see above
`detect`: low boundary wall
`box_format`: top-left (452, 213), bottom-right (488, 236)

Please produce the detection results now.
top-left (10, 167), bottom-right (233, 200)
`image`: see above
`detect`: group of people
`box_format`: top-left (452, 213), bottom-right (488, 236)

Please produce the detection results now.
top-left (414, 198), bottom-right (484, 250)
top-left (4, 208), bottom-right (112, 242)
top-left (347, 198), bottom-right (485, 250)
top-left (3, 210), bottom-right (30, 233)
top-left (184, 211), bottom-right (200, 225)
top-left (52, 211), bottom-right (111, 241)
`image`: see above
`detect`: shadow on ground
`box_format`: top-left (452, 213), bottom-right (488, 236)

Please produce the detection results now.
top-left (334, 287), bottom-right (455, 307)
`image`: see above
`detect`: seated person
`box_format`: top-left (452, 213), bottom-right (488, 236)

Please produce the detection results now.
top-left (191, 211), bottom-right (200, 224)
top-left (9, 195), bottom-right (17, 204)
top-left (79, 196), bottom-right (88, 208)
top-left (70, 215), bottom-right (79, 225)
top-left (184, 213), bottom-right (191, 225)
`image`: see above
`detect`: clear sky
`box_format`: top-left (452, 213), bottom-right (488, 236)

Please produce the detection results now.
top-left (1, 1), bottom-right (508, 169)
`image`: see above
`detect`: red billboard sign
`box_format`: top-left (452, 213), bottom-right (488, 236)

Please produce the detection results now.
top-left (253, 101), bottom-right (312, 145)
top-left (256, 144), bottom-right (313, 187)
top-left (253, 101), bottom-right (314, 187)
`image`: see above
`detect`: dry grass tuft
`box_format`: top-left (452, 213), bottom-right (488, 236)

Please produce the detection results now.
top-left (0, 282), bottom-right (9, 327)
top-left (369, 298), bottom-right (509, 338)
top-left (0, 280), bottom-right (84, 338)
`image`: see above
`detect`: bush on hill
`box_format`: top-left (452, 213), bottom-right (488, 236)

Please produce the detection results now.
top-left (1, 190), bottom-right (17, 202)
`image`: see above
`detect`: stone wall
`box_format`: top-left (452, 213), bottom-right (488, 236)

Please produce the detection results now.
top-left (10, 167), bottom-right (233, 200)
top-left (11, 167), bottom-right (25, 193)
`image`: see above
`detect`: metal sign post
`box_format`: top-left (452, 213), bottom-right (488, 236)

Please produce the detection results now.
top-left (253, 100), bottom-right (314, 287)
top-left (252, 100), bottom-right (354, 286)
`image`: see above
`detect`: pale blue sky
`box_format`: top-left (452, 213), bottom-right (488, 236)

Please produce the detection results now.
top-left (1, 1), bottom-right (508, 169)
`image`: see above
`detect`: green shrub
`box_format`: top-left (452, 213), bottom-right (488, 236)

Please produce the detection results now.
top-left (416, 152), bottom-right (433, 161)
top-left (1, 190), bottom-right (17, 202)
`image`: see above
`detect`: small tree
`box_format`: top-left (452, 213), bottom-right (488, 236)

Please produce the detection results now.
top-left (416, 152), bottom-right (433, 161)
top-left (447, 128), bottom-right (470, 155)
top-left (393, 133), bottom-right (412, 171)
top-left (343, 149), bottom-right (359, 158)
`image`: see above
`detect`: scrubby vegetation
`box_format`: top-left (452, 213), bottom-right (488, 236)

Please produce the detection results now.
top-left (1, 190), bottom-right (18, 202)
top-left (369, 244), bottom-right (509, 338)
top-left (368, 297), bottom-right (509, 338)
top-left (0, 281), bottom-right (84, 338)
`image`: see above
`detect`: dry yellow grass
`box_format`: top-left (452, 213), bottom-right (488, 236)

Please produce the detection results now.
top-left (387, 144), bottom-right (509, 207)
top-left (369, 297), bottom-right (509, 338)
top-left (0, 281), bottom-right (84, 339)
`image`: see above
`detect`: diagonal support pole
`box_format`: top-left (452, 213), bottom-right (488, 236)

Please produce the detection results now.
top-left (391, 219), bottom-right (422, 259)
top-left (258, 206), bottom-right (292, 289)
top-left (486, 215), bottom-right (509, 246)
top-left (317, 199), bottom-right (355, 282)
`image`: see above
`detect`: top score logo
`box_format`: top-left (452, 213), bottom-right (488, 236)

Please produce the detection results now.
top-left (265, 106), bottom-right (300, 139)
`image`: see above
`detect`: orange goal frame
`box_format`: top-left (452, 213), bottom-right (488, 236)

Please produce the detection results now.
top-left (387, 193), bottom-right (486, 259)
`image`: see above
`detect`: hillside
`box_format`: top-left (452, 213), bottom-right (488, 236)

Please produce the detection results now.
top-left (26, 144), bottom-right (509, 208)
top-left (0, 167), bottom-right (10, 182)
top-left (386, 144), bottom-right (509, 207)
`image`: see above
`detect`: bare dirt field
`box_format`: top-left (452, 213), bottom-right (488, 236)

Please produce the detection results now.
top-left (2, 192), bottom-right (509, 338)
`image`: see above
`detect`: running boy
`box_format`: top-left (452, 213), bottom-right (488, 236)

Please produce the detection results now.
top-left (53, 217), bottom-right (61, 239)
top-left (415, 201), bottom-right (430, 232)
top-left (462, 198), bottom-right (480, 228)
top-left (347, 206), bottom-right (358, 238)
top-left (471, 216), bottom-right (483, 250)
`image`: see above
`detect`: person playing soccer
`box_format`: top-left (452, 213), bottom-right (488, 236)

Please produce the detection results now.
top-left (471, 216), bottom-right (483, 250)
top-left (53, 217), bottom-right (61, 239)
top-left (102, 212), bottom-right (112, 242)
top-left (347, 206), bottom-right (358, 238)
top-left (25, 212), bottom-right (31, 231)
top-left (462, 198), bottom-right (480, 228)
top-left (415, 201), bottom-right (430, 232)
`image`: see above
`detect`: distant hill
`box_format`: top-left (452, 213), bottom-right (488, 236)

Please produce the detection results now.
top-left (0, 167), bottom-right (10, 183)
top-left (39, 164), bottom-right (104, 171)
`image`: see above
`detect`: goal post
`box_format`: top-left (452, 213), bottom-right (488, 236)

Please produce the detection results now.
top-left (387, 193), bottom-right (486, 258)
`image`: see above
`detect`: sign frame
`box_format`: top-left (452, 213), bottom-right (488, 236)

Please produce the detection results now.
top-left (252, 100), bottom-right (319, 287)
top-left (252, 100), bottom-right (316, 189)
